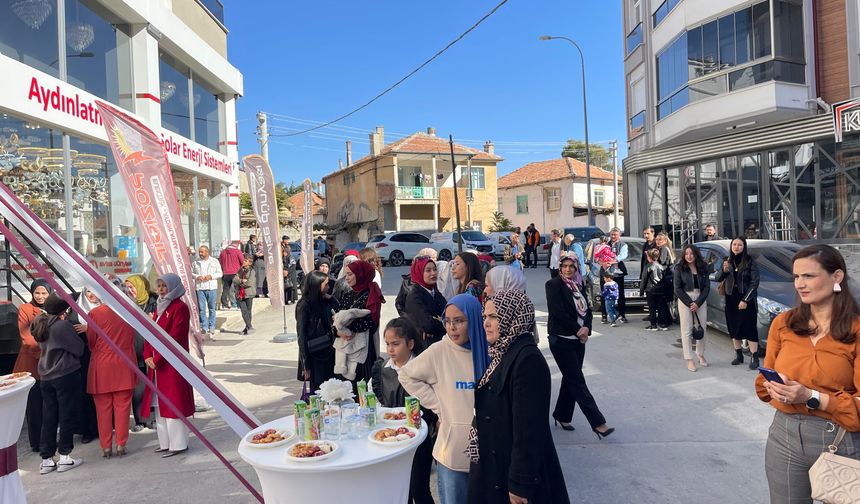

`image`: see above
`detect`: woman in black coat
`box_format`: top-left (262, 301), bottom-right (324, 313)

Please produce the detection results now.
top-left (714, 236), bottom-right (760, 369)
top-left (403, 257), bottom-right (447, 345)
top-left (296, 271), bottom-right (338, 393)
top-left (545, 254), bottom-right (614, 437)
top-left (469, 289), bottom-right (568, 504)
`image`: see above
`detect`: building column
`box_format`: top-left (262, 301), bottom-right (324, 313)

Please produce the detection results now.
top-left (129, 24), bottom-right (161, 125)
top-left (395, 201), bottom-right (401, 232)
top-left (432, 156), bottom-right (438, 230)
top-left (220, 94), bottom-right (240, 240)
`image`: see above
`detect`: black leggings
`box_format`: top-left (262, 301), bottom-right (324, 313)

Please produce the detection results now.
top-left (40, 371), bottom-right (81, 458)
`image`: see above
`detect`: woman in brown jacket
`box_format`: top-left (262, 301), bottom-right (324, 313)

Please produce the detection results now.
top-left (13, 279), bottom-right (52, 451)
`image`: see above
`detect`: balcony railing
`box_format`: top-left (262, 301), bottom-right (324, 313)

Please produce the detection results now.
top-left (396, 186), bottom-right (439, 200)
top-left (626, 23), bottom-right (643, 55)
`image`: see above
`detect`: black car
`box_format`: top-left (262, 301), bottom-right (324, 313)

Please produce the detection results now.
top-left (331, 241), bottom-right (366, 278)
top-left (563, 226), bottom-right (605, 243)
top-left (695, 240), bottom-right (860, 347)
top-left (584, 237), bottom-right (649, 314)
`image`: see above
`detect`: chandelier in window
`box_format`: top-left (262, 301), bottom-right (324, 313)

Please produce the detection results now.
top-left (66, 21), bottom-right (95, 52)
top-left (160, 81), bottom-right (176, 101)
top-left (10, 0), bottom-right (53, 30)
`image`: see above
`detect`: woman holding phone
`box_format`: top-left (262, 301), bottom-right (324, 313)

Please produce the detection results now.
top-left (714, 236), bottom-right (760, 369)
top-left (754, 244), bottom-right (860, 503)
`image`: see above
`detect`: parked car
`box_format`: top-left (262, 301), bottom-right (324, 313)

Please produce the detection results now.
top-left (695, 240), bottom-right (860, 347)
top-left (331, 241), bottom-right (366, 277)
top-left (430, 231), bottom-right (494, 254)
top-left (563, 226), bottom-right (605, 243)
top-left (584, 237), bottom-right (649, 314)
top-left (368, 232), bottom-right (456, 267)
top-left (486, 232), bottom-right (511, 260)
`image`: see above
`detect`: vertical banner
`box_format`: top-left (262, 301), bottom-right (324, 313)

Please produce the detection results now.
top-left (300, 179), bottom-right (313, 274)
top-left (243, 155), bottom-right (284, 307)
top-left (94, 100), bottom-right (205, 359)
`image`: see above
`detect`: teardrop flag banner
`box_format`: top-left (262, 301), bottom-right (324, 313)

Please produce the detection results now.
top-left (243, 155), bottom-right (285, 308)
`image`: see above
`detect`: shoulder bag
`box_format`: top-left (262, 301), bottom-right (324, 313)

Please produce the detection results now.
top-left (691, 312), bottom-right (705, 340)
top-left (809, 426), bottom-right (860, 503)
top-left (306, 315), bottom-right (333, 354)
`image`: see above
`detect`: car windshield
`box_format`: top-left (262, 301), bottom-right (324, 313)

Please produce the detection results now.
top-left (343, 242), bottom-right (364, 251)
top-left (459, 231), bottom-right (488, 241)
top-left (368, 235), bottom-right (385, 243)
top-left (751, 246), bottom-right (798, 282)
top-left (625, 240), bottom-right (643, 259)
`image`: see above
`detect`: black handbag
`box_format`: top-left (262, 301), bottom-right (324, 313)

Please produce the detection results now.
top-left (306, 317), bottom-right (333, 354)
top-left (691, 312), bottom-right (705, 340)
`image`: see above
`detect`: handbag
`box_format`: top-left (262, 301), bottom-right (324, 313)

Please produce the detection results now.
top-left (809, 426), bottom-right (860, 503)
top-left (306, 319), bottom-right (333, 354)
top-left (691, 312), bottom-right (705, 340)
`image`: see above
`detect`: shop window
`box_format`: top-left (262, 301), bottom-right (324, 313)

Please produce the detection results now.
top-left (819, 142), bottom-right (860, 240)
top-left (516, 195), bottom-right (528, 214)
top-left (643, 170), bottom-right (665, 230)
top-left (193, 77), bottom-right (220, 151)
top-left (545, 187), bottom-right (561, 211)
top-left (160, 51), bottom-right (191, 139)
top-left (0, 0), bottom-right (59, 77)
top-left (698, 160), bottom-right (719, 240)
top-left (470, 167), bottom-right (485, 190)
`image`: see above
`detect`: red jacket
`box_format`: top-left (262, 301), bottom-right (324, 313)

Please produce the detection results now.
top-left (141, 298), bottom-right (195, 419)
top-left (86, 305), bottom-right (136, 394)
top-left (219, 246), bottom-right (245, 276)
top-left (13, 303), bottom-right (42, 378)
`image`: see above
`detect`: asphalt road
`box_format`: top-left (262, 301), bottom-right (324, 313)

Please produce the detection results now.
top-left (18, 265), bottom-right (773, 503)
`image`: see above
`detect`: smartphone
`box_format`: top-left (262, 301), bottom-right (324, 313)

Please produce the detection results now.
top-left (758, 367), bottom-right (784, 384)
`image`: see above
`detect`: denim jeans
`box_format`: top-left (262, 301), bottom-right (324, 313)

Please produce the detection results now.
top-left (197, 289), bottom-right (217, 331)
top-left (605, 297), bottom-right (618, 322)
top-left (437, 463), bottom-right (469, 504)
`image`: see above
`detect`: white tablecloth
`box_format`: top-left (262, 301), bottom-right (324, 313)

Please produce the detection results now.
top-left (0, 376), bottom-right (35, 504)
top-left (238, 415), bottom-right (428, 504)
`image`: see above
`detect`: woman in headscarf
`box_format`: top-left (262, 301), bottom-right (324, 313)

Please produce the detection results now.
top-left (404, 257), bottom-right (447, 346)
top-left (359, 247), bottom-right (384, 290)
top-left (316, 257), bottom-right (334, 295)
top-left (483, 265), bottom-right (526, 298)
top-left (400, 294), bottom-right (490, 504)
top-left (396, 248), bottom-right (438, 315)
top-left (14, 279), bottom-right (52, 452)
top-left (84, 288), bottom-right (137, 457)
top-left (124, 274), bottom-right (157, 431)
top-left (468, 289), bottom-right (568, 504)
top-left (332, 254), bottom-right (359, 300)
top-left (545, 255), bottom-right (614, 438)
top-left (141, 273), bottom-right (195, 458)
top-left (335, 260), bottom-right (384, 382)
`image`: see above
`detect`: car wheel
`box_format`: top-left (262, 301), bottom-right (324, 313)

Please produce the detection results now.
top-left (389, 250), bottom-right (404, 267)
top-left (438, 249), bottom-right (452, 261)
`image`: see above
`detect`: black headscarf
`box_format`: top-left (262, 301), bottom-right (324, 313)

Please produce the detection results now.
top-left (29, 279), bottom-right (54, 308)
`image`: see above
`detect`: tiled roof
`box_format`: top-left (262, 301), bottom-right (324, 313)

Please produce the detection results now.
top-left (288, 190), bottom-right (325, 216)
top-left (497, 158), bottom-right (619, 189)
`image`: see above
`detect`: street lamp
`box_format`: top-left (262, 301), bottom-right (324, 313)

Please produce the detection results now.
top-left (539, 35), bottom-right (594, 226)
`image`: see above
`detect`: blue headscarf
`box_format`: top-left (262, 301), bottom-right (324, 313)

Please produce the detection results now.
top-left (446, 294), bottom-right (490, 382)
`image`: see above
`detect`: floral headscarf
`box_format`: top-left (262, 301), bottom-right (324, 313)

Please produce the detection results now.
top-left (559, 255), bottom-right (588, 322)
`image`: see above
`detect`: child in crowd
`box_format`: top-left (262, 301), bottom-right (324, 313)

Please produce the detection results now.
top-left (601, 272), bottom-right (619, 327)
top-left (399, 294), bottom-right (490, 504)
top-left (641, 248), bottom-right (670, 331)
top-left (232, 254), bottom-right (256, 335)
top-left (371, 318), bottom-right (436, 504)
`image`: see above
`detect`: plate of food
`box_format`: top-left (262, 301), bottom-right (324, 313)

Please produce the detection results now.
top-left (0, 371), bottom-right (31, 381)
top-left (368, 426), bottom-right (419, 446)
top-left (243, 428), bottom-right (294, 448)
top-left (379, 407), bottom-right (408, 425)
top-left (286, 441), bottom-right (339, 462)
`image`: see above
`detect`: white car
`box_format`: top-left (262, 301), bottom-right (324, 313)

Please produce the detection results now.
top-left (486, 232), bottom-right (512, 260)
top-left (430, 231), bottom-right (494, 254)
top-left (368, 232), bottom-right (456, 267)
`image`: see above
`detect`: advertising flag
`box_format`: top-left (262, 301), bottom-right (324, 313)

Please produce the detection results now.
top-left (300, 179), bottom-right (314, 274)
top-left (94, 100), bottom-right (205, 359)
top-left (243, 155), bottom-right (284, 307)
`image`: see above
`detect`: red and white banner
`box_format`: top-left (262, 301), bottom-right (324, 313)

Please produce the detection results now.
top-left (243, 155), bottom-right (284, 307)
top-left (300, 179), bottom-right (314, 274)
top-left (94, 100), bottom-right (205, 358)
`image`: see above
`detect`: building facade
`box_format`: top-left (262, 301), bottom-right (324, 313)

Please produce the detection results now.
top-left (322, 127), bottom-right (502, 243)
top-left (622, 0), bottom-right (860, 245)
top-left (0, 0), bottom-right (242, 276)
top-left (497, 157), bottom-right (623, 233)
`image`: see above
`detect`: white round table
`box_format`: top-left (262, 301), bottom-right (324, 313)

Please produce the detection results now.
top-left (238, 415), bottom-right (428, 504)
top-left (0, 376), bottom-right (35, 504)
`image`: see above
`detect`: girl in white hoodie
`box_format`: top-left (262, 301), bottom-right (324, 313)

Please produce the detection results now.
top-left (399, 294), bottom-right (490, 504)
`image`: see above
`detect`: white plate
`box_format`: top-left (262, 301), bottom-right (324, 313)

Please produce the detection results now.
top-left (243, 428), bottom-right (294, 449)
top-left (368, 426), bottom-right (420, 447)
top-left (0, 372), bottom-right (31, 381)
top-left (378, 407), bottom-right (408, 425)
top-left (285, 441), bottom-right (339, 462)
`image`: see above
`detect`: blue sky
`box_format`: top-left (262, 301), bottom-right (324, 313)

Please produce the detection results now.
top-left (229, 1), bottom-right (626, 185)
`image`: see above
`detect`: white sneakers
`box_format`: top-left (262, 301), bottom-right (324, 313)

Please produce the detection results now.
top-left (41, 455), bottom-right (83, 474)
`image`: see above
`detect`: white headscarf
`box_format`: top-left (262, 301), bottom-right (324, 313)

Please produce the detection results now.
top-left (486, 265), bottom-right (526, 294)
top-left (435, 260), bottom-right (458, 300)
top-left (78, 287), bottom-right (102, 314)
top-left (338, 255), bottom-right (359, 280)
top-left (156, 273), bottom-right (186, 315)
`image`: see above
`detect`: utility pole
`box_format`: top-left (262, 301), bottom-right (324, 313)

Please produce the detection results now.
top-left (449, 135), bottom-right (463, 253)
top-left (610, 139), bottom-right (619, 229)
top-left (256, 111), bottom-right (269, 161)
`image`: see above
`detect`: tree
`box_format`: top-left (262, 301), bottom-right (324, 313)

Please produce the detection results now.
top-left (489, 211), bottom-right (516, 232)
top-left (239, 193), bottom-right (252, 214)
top-left (561, 139), bottom-right (612, 170)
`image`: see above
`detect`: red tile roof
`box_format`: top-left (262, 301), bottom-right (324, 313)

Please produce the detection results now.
top-left (497, 158), bottom-right (619, 189)
top-left (288, 191), bottom-right (325, 216)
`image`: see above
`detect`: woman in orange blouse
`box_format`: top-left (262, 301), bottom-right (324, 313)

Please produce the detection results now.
top-left (754, 244), bottom-right (860, 503)
top-left (13, 279), bottom-right (52, 452)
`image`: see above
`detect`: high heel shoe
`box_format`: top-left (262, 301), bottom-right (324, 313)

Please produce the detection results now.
top-left (553, 418), bottom-right (575, 431)
top-left (593, 426), bottom-right (615, 439)
top-left (102, 448), bottom-right (112, 458)
top-left (116, 446), bottom-right (127, 457)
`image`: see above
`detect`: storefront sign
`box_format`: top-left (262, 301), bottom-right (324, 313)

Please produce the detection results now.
top-left (242, 155), bottom-right (284, 308)
top-left (0, 54), bottom-right (237, 183)
top-left (833, 98), bottom-right (860, 143)
top-left (96, 99), bottom-right (205, 358)
top-left (89, 258), bottom-right (134, 276)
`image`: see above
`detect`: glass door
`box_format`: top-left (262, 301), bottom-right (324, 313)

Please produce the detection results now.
top-left (766, 150), bottom-right (794, 241)
top-left (721, 156), bottom-right (739, 238)
top-left (740, 154), bottom-right (762, 238)
top-left (698, 160), bottom-right (720, 240)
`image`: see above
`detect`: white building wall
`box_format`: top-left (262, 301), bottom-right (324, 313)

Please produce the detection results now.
top-left (499, 180), bottom-right (622, 233)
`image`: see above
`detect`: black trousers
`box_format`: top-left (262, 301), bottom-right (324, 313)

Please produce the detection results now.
top-left (25, 379), bottom-right (43, 451)
top-left (646, 292), bottom-right (671, 326)
top-left (238, 296), bottom-right (254, 330)
top-left (77, 349), bottom-right (99, 438)
top-left (548, 335), bottom-right (606, 429)
top-left (132, 365), bottom-right (148, 426)
top-left (409, 430), bottom-right (436, 504)
top-left (40, 370), bottom-right (82, 458)
top-left (0, 354), bottom-right (16, 375)
top-left (221, 274), bottom-right (236, 308)
top-left (550, 268), bottom-right (559, 278)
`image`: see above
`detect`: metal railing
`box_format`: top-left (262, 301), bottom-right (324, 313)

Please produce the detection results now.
top-left (396, 186), bottom-right (439, 200)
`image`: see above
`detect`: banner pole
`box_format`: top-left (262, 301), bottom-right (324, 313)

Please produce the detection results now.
top-left (273, 305), bottom-right (294, 343)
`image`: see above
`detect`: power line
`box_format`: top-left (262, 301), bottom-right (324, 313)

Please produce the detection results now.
top-left (268, 0), bottom-right (510, 138)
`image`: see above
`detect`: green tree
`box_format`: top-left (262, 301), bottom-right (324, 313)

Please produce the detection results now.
top-left (561, 139), bottom-right (612, 170)
top-left (489, 211), bottom-right (516, 232)
top-left (239, 192), bottom-right (252, 214)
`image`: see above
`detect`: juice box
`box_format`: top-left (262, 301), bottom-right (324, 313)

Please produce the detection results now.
top-left (405, 396), bottom-right (421, 429)
top-left (303, 408), bottom-right (321, 440)
top-left (357, 380), bottom-right (367, 407)
top-left (294, 400), bottom-right (307, 433)
top-left (364, 392), bottom-right (378, 410)
top-left (308, 394), bottom-right (320, 411)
